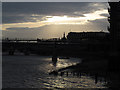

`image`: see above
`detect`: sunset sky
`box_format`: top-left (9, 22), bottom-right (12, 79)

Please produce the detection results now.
top-left (2, 2), bottom-right (109, 39)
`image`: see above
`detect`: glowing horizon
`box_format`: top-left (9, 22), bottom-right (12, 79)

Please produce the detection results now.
top-left (2, 9), bottom-right (108, 31)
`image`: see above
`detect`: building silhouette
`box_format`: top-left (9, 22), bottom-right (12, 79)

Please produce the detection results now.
top-left (108, 2), bottom-right (120, 42)
top-left (108, 2), bottom-right (120, 71)
top-left (67, 32), bottom-right (109, 42)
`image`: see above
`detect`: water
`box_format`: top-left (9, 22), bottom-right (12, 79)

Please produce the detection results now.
top-left (2, 55), bottom-right (107, 88)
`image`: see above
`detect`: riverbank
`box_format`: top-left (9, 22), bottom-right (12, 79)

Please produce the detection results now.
top-left (49, 57), bottom-right (108, 73)
top-left (49, 56), bottom-right (120, 89)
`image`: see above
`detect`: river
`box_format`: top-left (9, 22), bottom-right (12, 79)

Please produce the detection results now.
top-left (2, 55), bottom-right (107, 88)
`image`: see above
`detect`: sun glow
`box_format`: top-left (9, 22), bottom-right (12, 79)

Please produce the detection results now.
top-left (45, 16), bottom-right (69, 22)
top-left (2, 9), bottom-right (108, 30)
top-left (83, 10), bottom-right (108, 20)
top-left (43, 15), bottom-right (88, 25)
top-left (43, 10), bottom-right (108, 25)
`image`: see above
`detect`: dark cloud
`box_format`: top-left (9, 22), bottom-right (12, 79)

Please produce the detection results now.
top-left (88, 18), bottom-right (109, 32)
top-left (2, 16), bottom-right (32, 23)
top-left (6, 27), bottom-right (31, 30)
top-left (2, 14), bottom-right (44, 23)
top-left (2, 2), bottom-right (108, 24)
top-left (3, 2), bottom-right (91, 14)
top-left (100, 13), bottom-right (109, 17)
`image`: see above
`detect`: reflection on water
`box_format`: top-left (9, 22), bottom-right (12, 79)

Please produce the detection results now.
top-left (52, 56), bottom-right (57, 67)
top-left (2, 55), bottom-right (107, 88)
top-left (46, 76), bottom-right (106, 88)
top-left (51, 57), bottom-right (81, 69)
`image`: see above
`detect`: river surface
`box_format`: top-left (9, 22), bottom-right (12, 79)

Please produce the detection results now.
top-left (2, 55), bottom-right (107, 88)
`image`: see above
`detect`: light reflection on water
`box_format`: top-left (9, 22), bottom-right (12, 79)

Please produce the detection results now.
top-left (2, 55), bottom-right (107, 88)
top-left (39, 75), bottom-right (107, 88)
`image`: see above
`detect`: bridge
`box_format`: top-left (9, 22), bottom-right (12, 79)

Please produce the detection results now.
top-left (2, 38), bottom-right (109, 58)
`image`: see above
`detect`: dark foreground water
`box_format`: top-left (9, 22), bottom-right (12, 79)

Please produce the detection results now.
top-left (2, 55), bottom-right (107, 88)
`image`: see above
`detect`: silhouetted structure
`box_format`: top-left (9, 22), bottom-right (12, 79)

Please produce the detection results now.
top-left (67, 32), bottom-right (109, 43)
top-left (61, 32), bottom-right (67, 42)
top-left (108, 2), bottom-right (120, 71)
top-left (108, 2), bottom-right (120, 41)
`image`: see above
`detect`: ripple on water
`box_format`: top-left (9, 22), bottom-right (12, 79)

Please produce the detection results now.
top-left (3, 56), bottom-right (107, 88)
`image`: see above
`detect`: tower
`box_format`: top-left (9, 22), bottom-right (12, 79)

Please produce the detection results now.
top-left (63, 32), bottom-right (65, 38)
top-left (61, 32), bottom-right (67, 42)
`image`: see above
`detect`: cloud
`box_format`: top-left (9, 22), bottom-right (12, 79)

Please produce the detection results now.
top-left (6, 27), bottom-right (31, 31)
top-left (88, 18), bottom-right (109, 32)
top-left (100, 13), bottom-right (109, 17)
top-left (2, 8), bottom-right (109, 31)
top-left (2, 2), bottom-right (109, 39)
top-left (2, 2), bottom-right (108, 24)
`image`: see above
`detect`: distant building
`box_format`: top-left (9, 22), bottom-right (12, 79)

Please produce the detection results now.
top-left (37, 38), bottom-right (41, 42)
top-left (67, 32), bottom-right (109, 42)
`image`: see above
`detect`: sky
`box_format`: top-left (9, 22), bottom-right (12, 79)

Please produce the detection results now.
top-left (2, 2), bottom-right (109, 39)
